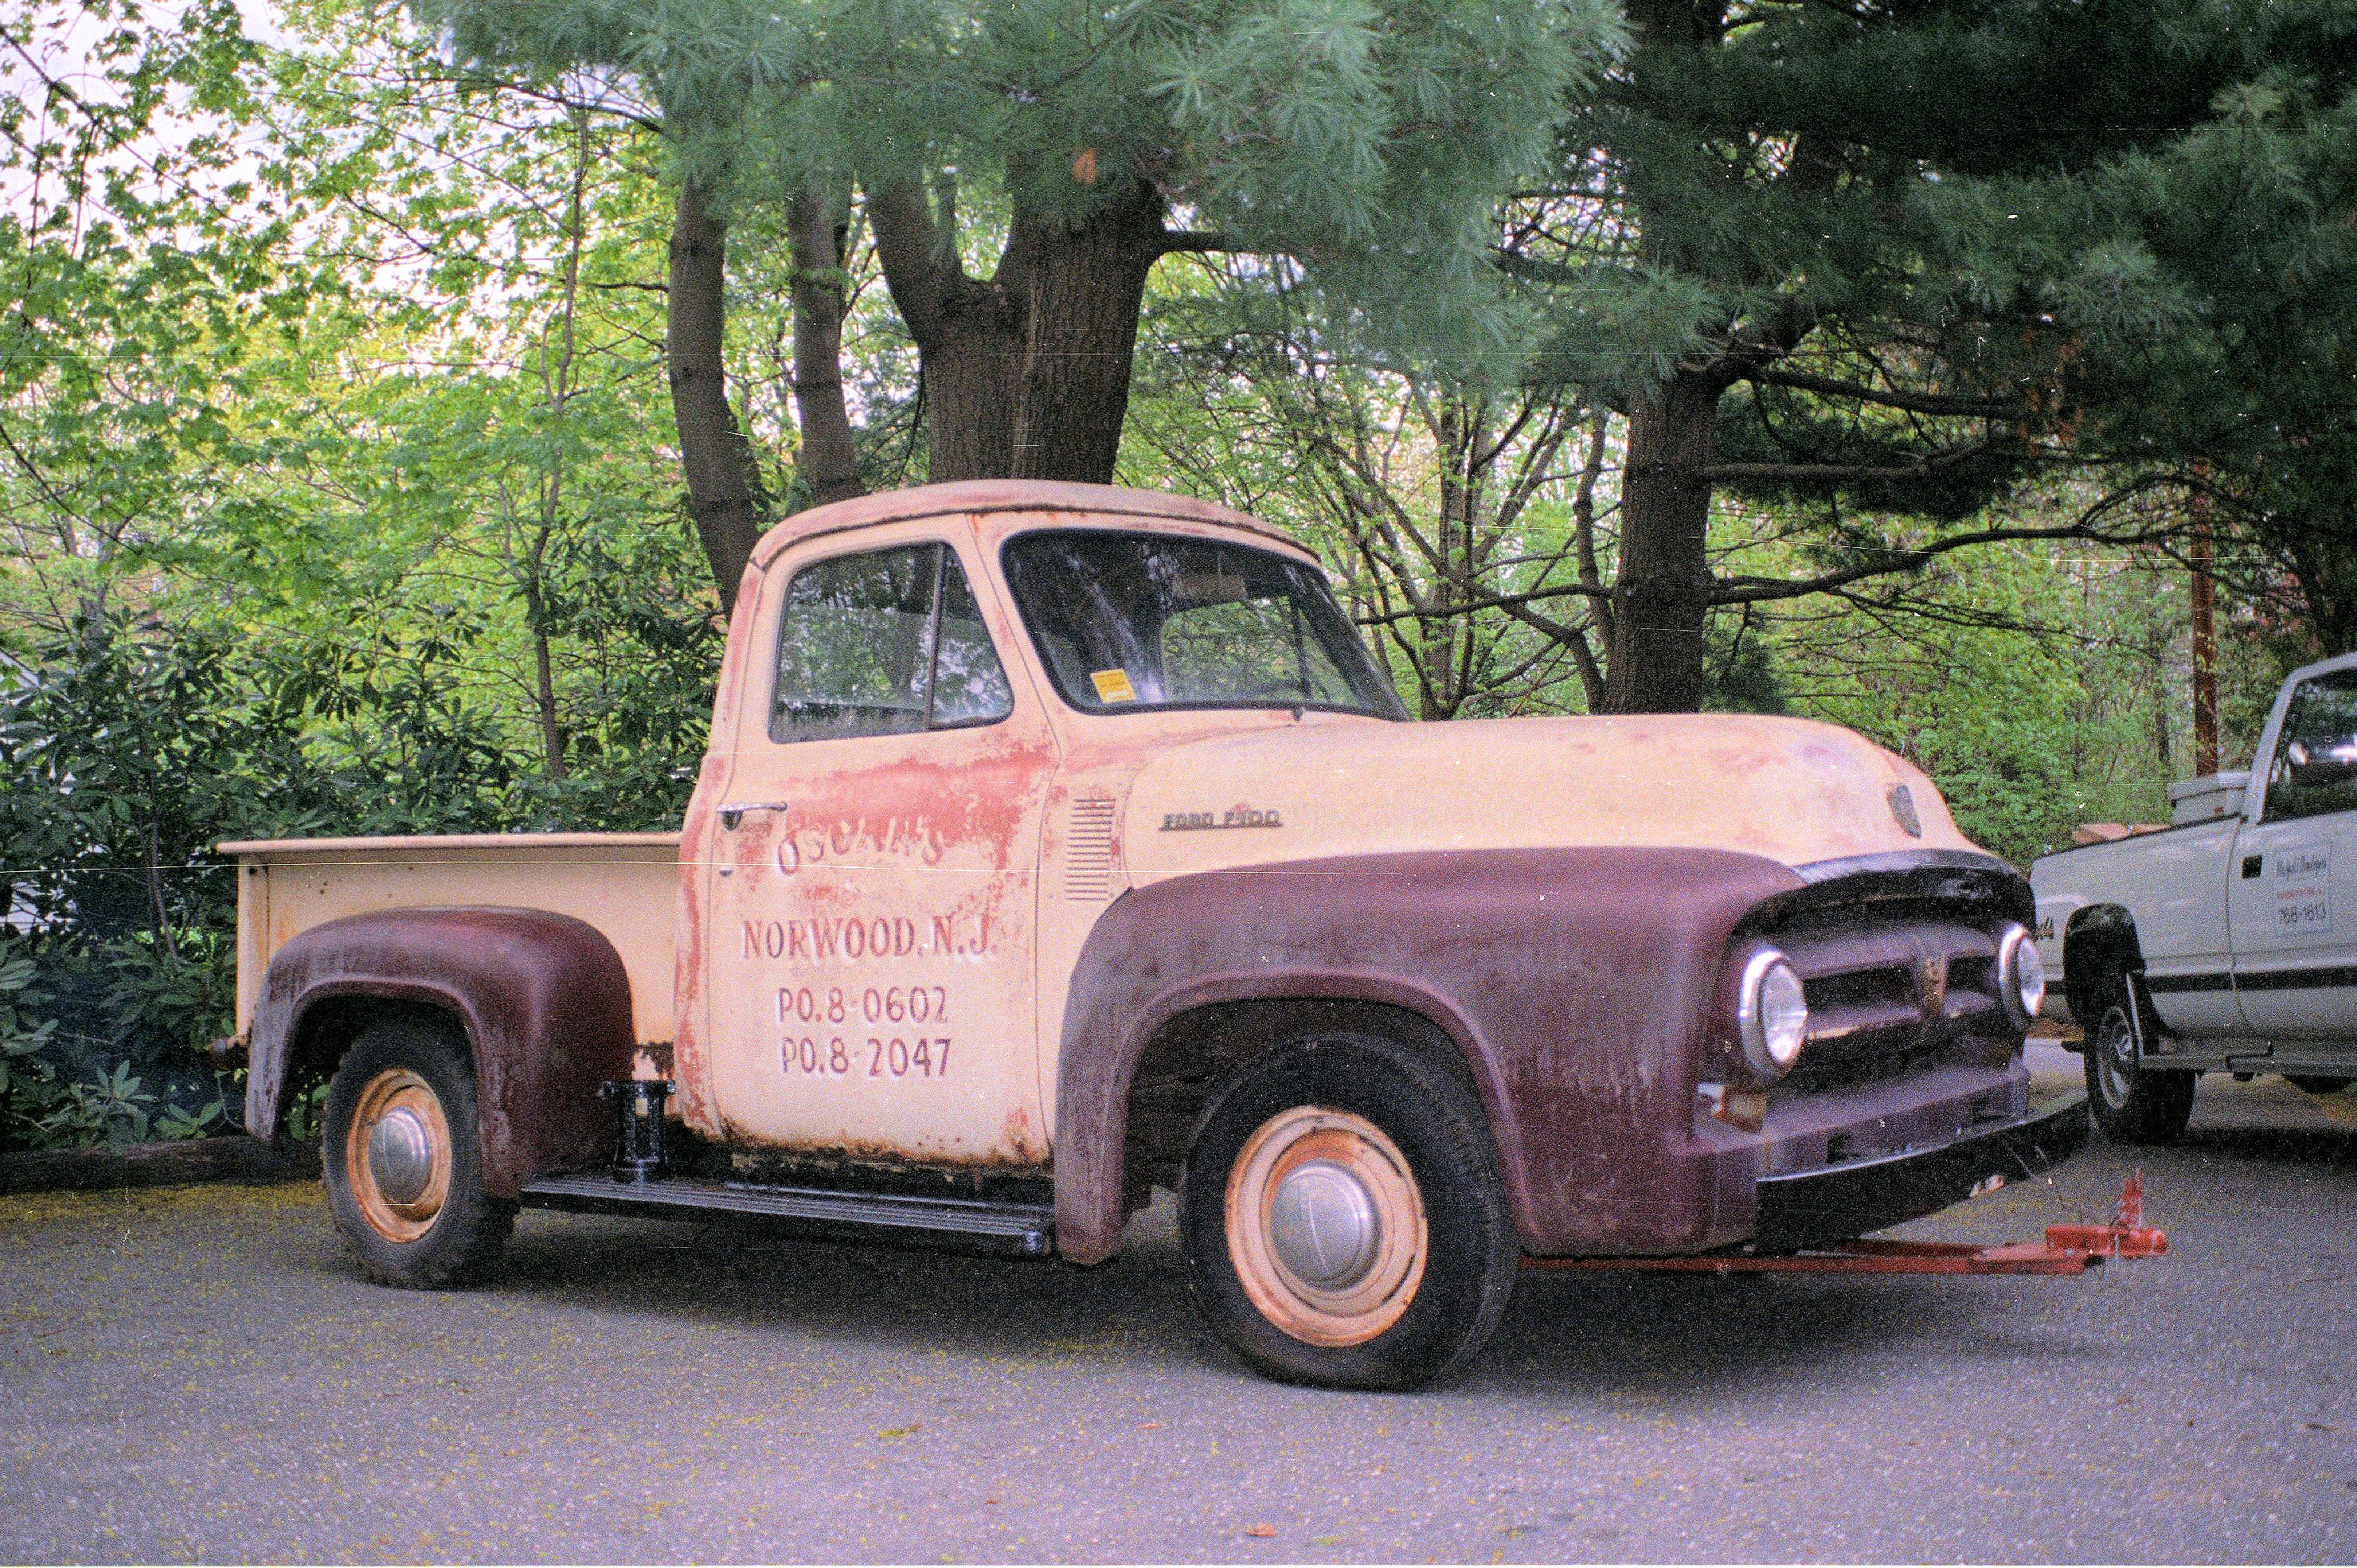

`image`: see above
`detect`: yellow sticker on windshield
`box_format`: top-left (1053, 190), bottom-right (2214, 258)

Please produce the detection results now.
top-left (1090, 668), bottom-right (1137, 704)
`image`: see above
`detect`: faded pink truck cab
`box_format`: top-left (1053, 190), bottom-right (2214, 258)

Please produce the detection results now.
top-left (230, 480), bottom-right (2084, 1386)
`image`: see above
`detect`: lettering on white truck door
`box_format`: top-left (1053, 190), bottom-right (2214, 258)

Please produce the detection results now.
top-left (2266, 848), bottom-right (2332, 934)
top-left (702, 535), bottom-right (1058, 1163)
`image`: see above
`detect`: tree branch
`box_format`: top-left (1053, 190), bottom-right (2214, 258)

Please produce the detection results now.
top-left (1699, 440), bottom-right (2003, 483)
top-left (1749, 368), bottom-right (2013, 419)
top-left (1354, 579), bottom-right (1613, 628)
top-left (1157, 229), bottom-right (1238, 256)
top-left (1710, 514), bottom-right (2177, 607)
top-left (866, 181), bottom-right (950, 348)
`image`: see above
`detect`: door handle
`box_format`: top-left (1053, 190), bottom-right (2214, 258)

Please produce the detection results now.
top-left (718, 801), bottom-right (791, 830)
top-left (2241, 853), bottom-right (2263, 879)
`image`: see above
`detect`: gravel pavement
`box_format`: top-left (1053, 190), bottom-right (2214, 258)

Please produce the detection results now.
top-left (4, 1047), bottom-right (2354, 1563)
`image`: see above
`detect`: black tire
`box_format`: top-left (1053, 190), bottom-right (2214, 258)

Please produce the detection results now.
top-left (2286, 1074), bottom-right (2355, 1096)
top-left (1179, 1030), bottom-right (1517, 1390)
top-left (2082, 970), bottom-right (2197, 1144)
top-left (321, 1015), bottom-right (514, 1288)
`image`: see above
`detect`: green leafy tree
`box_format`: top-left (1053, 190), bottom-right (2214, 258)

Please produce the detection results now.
top-left (1128, 259), bottom-right (1615, 717)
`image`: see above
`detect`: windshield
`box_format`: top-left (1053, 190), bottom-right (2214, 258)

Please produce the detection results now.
top-left (1000, 530), bottom-right (1405, 718)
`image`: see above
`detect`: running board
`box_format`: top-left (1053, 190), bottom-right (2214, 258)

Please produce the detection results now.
top-left (517, 1170), bottom-right (1054, 1257)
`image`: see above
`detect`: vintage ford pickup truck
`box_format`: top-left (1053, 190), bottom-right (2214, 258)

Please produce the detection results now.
top-left (2032, 651), bottom-right (2357, 1141)
top-left (225, 479), bottom-right (2083, 1388)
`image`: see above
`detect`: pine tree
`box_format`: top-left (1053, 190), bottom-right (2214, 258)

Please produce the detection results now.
top-left (417, 0), bottom-right (1620, 597)
top-left (1516, 0), bottom-right (2357, 710)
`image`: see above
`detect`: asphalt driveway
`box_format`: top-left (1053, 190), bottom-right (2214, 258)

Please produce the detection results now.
top-left (3, 1048), bottom-right (2353, 1563)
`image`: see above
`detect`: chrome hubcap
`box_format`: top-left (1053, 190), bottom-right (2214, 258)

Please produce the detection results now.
top-left (1224, 1105), bottom-right (1429, 1348)
top-left (365, 1107), bottom-right (435, 1206)
top-left (1268, 1159), bottom-right (1381, 1288)
top-left (2097, 1007), bottom-right (2135, 1107)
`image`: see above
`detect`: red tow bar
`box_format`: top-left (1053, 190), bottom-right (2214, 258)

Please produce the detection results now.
top-left (1523, 1172), bottom-right (2168, 1277)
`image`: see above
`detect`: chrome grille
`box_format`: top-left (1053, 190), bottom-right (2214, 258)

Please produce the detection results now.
top-left (1780, 920), bottom-right (2003, 1093)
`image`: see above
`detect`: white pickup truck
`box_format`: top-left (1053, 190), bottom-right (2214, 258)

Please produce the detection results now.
top-left (2031, 651), bottom-right (2357, 1140)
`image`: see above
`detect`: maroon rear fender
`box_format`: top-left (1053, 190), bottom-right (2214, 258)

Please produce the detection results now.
top-left (245, 907), bottom-right (637, 1196)
top-left (1052, 848), bottom-right (1805, 1264)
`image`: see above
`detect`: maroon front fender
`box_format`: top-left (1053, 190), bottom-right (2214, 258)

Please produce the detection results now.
top-left (246, 907), bottom-right (636, 1196)
top-left (1053, 848), bottom-right (1804, 1264)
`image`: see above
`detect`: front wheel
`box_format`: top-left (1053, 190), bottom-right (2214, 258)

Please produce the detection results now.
top-left (2084, 982), bottom-right (2197, 1144)
top-left (1180, 1030), bottom-right (1518, 1390)
top-left (322, 1015), bottom-right (514, 1287)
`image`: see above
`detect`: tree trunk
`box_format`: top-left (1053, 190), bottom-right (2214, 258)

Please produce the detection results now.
top-left (787, 190), bottom-right (865, 506)
top-left (1003, 181), bottom-right (1166, 482)
top-left (525, 575), bottom-right (567, 780)
top-left (923, 291), bottom-right (1024, 481)
top-left (870, 177), bottom-right (1165, 485)
top-left (1606, 373), bottom-right (1721, 712)
top-left (1600, 0), bottom-right (1730, 714)
top-left (667, 180), bottom-right (768, 612)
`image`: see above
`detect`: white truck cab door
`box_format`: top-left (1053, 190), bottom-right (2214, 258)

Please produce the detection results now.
top-left (2229, 666), bottom-right (2357, 1040)
top-left (2112, 816), bottom-right (2245, 1037)
top-left (700, 530), bottom-right (1059, 1165)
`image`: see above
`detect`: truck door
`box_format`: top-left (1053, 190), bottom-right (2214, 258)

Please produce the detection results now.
top-left (700, 529), bottom-right (1059, 1164)
top-left (2229, 667), bottom-right (2357, 1040)
top-left (2105, 817), bottom-right (2244, 1038)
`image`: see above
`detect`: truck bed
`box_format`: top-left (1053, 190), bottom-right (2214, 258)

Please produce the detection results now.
top-left (221, 833), bottom-right (682, 1048)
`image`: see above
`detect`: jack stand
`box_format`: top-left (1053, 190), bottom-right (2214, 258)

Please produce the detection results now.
top-left (600, 1078), bottom-right (674, 1184)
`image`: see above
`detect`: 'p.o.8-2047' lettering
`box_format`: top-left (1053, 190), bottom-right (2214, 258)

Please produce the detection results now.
top-left (777, 1034), bottom-right (952, 1080)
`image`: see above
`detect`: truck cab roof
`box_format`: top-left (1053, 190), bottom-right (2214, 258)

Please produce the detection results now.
top-left (745, 479), bottom-right (1307, 572)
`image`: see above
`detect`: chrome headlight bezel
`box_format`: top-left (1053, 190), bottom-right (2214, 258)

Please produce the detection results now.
top-left (1736, 947), bottom-right (1809, 1081)
top-left (1996, 922), bottom-right (2045, 1031)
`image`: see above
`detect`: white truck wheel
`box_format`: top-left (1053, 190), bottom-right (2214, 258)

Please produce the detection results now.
top-left (2084, 987), bottom-right (2197, 1144)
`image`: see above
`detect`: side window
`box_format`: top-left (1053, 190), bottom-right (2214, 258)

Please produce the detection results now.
top-left (768, 544), bottom-right (1014, 743)
top-left (931, 548), bottom-right (1016, 725)
top-left (2265, 671), bottom-right (2357, 823)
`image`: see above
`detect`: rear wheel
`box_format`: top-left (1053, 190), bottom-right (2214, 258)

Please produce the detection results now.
top-left (322, 1015), bottom-right (513, 1287)
top-left (1180, 1030), bottom-right (1517, 1390)
top-left (2083, 972), bottom-right (2197, 1144)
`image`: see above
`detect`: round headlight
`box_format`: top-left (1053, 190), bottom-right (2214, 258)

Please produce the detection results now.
top-left (1738, 948), bottom-right (1809, 1079)
top-left (1997, 923), bottom-right (2045, 1030)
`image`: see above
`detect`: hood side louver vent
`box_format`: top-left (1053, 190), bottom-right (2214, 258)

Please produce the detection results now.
top-left (1065, 798), bottom-right (1118, 901)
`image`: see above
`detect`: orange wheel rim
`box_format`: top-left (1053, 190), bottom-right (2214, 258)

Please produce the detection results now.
top-left (1223, 1105), bottom-right (1428, 1348)
top-left (345, 1067), bottom-right (452, 1244)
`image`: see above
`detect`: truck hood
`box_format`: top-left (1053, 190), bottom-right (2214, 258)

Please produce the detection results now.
top-left (1120, 713), bottom-right (1986, 885)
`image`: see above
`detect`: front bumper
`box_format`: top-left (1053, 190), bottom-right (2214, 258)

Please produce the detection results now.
top-left (1751, 1091), bottom-right (2090, 1252)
